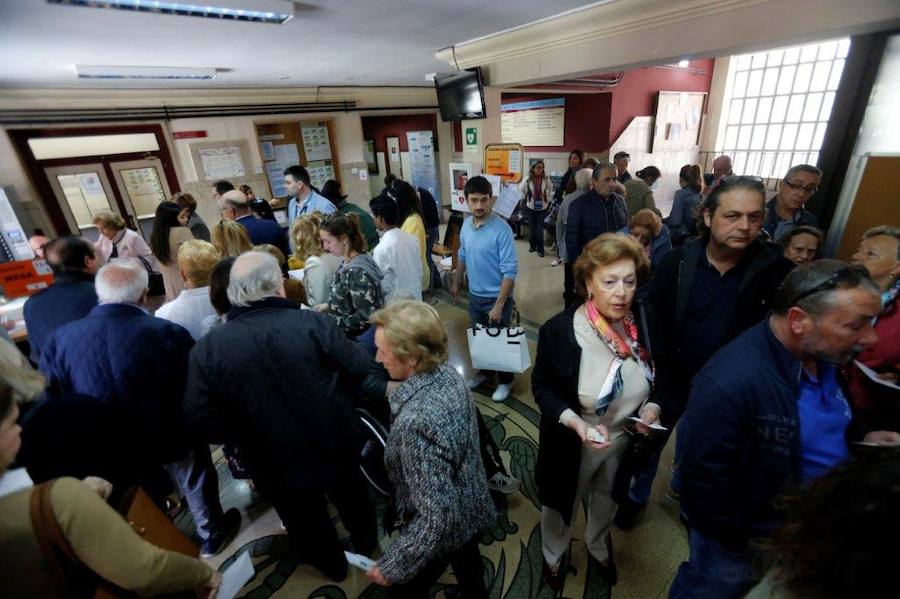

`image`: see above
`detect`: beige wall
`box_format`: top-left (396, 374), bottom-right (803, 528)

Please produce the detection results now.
top-left (0, 86), bottom-right (439, 234)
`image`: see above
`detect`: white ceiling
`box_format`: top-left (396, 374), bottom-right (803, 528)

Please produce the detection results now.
top-left (0, 0), bottom-right (598, 89)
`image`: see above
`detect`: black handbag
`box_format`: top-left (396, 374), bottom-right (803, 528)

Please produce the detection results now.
top-left (137, 256), bottom-right (165, 297)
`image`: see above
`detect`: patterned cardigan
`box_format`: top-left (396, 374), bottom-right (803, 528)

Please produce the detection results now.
top-left (377, 362), bottom-right (496, 584)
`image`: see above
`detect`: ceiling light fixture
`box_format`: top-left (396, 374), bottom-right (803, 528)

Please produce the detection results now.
top-left (677, 59), bottom-right (690, 68)
top-left (75, 65), bottom-right (217, 80)
top-left (47, 0), bottom-right (294, 24)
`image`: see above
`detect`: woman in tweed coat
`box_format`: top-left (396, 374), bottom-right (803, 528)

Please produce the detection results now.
top-left (366, 300), bottom-right (496, 598)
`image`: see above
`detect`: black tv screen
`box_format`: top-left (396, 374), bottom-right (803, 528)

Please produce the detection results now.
top-left (435, 68), bottom-right (486, 121)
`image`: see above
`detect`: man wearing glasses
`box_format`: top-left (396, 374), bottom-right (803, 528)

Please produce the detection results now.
top-left (763, 164), bottom-right (822, 240)
top-left (671, 260), bottom-right (895, 598)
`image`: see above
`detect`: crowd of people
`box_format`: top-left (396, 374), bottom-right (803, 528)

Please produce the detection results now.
top-left (1, 153), bottom-right (897, 599)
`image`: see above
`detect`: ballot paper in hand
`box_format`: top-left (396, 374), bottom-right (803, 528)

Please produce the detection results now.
top-left (217, 551), bottom-right (255, 599)
top-left (854, 360), bottom-right (900, 391)
top-left (493, 184), bottom-right (521, 219)
top-left (345, 551), bottom-right (376, 572)
top-left (288, 268), bottom-right (305, 281)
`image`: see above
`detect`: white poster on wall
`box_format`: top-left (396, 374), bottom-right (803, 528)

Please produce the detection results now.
top-left (501, 98), bottom-right (566, 146)
top-left (448, 163), bottom-right (473, 213)
top-left (266, 162), bottom-right (289, 198)
top-left (406, 131), bottom-right (440, 207)
top-left (274, 143), bottom-right (299, 166)
top-left (301, 123), bottom-right (333, 162)
top-left (308, 161), bottom-right (335, 191)
top-left (199, 147), bottom-right (246, 180)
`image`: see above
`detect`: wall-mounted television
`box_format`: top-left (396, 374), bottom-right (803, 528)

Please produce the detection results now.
top-left (434, 67), bottom-right (486, 122)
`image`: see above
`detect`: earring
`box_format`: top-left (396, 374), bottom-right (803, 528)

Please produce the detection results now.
top-left (587, 290), bottom-right (594, 300)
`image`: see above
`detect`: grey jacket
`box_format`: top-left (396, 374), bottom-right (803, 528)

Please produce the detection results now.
top-left (378, 362), bottom-right (496, 583)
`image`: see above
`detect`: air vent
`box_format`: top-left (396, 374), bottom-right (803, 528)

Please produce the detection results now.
top-left (47, 0), bottom-right (294, 24)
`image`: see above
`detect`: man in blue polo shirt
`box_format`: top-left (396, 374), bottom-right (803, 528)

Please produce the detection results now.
top-left (284, 165), bottom-right (335, 224)
top-left (450, 175), bottom-right (518, 402)
top-left (671, 260), bottom-right (896, 598)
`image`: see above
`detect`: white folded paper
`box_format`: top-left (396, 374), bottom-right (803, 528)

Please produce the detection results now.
top-left (218, 551), bottom-right (255, 599)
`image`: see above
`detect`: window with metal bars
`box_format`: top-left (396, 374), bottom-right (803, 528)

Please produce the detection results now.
top-left (715, 38), bottom-right (850, 179)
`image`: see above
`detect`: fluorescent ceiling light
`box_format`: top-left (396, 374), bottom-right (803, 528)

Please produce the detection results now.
top-left (47, 0), bottom-right (294, 24)
top-left (75, 65), bottom-right (217, 80)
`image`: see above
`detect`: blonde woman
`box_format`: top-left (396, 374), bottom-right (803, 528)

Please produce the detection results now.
top-left (211, 219), bottom-right (253, 258)
top-left (91, 211), bottom-right (156, 268)
top-left (366, 301), bottom-right (494, 594)
top-left (290, 214), bottom-right (341, 306)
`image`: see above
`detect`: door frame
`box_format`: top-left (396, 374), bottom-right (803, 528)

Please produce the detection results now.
top-left (385, 135), bottom-right (402, 178)
top-left (42, 163), bottom-right (122, 240)
top-left (7, 124), bottom-right (180, 236)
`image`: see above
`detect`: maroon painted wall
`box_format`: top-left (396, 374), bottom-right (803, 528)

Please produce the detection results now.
top-left (500, 92), bottom-right (611, 153)
top-left (361, 114), bottom-right (439, 153)
top-left (608, 58), bottom-right (715, 143)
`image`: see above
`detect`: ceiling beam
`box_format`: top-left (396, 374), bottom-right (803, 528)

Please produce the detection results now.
top-left (436, 0), bottom-right (900, 87)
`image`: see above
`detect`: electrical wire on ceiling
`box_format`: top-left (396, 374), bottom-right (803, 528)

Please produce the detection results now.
top-left (451, 46), bottom-right (460, 71)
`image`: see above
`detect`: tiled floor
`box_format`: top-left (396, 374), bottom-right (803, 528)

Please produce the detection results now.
top-left (181, 234), bottom-right (688, 598)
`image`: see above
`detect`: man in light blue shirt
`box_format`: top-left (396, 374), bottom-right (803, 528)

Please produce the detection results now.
top-left (451, 175), bottom-right (518, 401)
top-left (284, 165), bottom-right (336, 223)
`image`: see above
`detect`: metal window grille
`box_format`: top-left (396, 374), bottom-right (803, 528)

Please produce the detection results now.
top-left (714, 38), bottom-right (850, 180)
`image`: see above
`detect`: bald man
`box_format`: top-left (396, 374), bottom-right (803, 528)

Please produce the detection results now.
top-left (704, 155), bottom-right (735, 194)
top-left (185, 251), bottom-right (377, 581)
top-left (218, 189), bottom-right (289, 257)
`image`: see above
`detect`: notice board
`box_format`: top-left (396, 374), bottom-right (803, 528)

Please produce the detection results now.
top-left (651, 91), bottom-right (706, 152)
top-left (255, 119), bottom-right (341, 199)
top-left (501, 98), bottom-right (566, 146)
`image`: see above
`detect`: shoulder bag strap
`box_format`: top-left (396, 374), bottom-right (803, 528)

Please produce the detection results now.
top-left (30, 480), bottom-right (82, 582)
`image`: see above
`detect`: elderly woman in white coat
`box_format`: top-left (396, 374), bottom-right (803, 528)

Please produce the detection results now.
top-left (91, 211), bottom-right (157, 271)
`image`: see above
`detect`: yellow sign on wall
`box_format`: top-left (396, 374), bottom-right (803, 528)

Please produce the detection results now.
top-left (483, 143), bottom-right (524, 184)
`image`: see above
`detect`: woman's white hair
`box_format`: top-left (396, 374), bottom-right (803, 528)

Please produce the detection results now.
top-left (95, 259), bottom-right (149, 304)
top-left (227, 251), bottom-right (283, 307)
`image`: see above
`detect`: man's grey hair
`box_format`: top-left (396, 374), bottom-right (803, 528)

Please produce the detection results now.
top-left (218, 189), bottom-right (249, 211)
top-left (227, 251), bottom-right (283, 307)
top-left (783, 164), bottom-right (823, 181)
top-left (574, 167), bottom-right (593, 191)
top-left (591, 162), bottom-right (616, 180)
top-left (95, 259), bottom-right (148, 304)
top-left (772, 259), bottom-right (879, 317)
top-left (863, 225), bottom-right (900, 259)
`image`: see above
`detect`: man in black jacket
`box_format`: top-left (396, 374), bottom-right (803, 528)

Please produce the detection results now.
top-left (671, 261), bottom-right (891, 598)
top-left (184, 251), bottom-right (376, 582)
top-left (564, 163), bottom-right (628, 308)
top-left (614, 177), bottom-right (795, 527)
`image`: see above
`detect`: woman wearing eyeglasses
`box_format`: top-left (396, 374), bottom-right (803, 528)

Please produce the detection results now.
top-left (762, 164), bottom-right (822, 240)
top-left (532, 234), bottom-right (663, 590)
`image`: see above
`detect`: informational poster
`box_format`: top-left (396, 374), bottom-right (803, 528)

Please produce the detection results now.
top-left (78, 173), bottom-right (104, 197)
top-left (308, 161), bottom-right (335, 191)
top-left (406, 131), bottom-right (440, 207)
top-left (301, 123), bottom-right (332, 162)
top-left (483, 175), bottom-right (501, 199)
top-left (198, 147), bottom-right (245, 180)
top-left (120, 167), bottom-right (167, 216)
top-left (494, 184), bottom-right (522, 219)
top-left (0, 259), bottom-right (54, 298)
top-left (274, 143), bottom-right (299, 166)
top-left (260, 141), bottom-right (276, 161)
top-left (0, 188), bottom-right (33, 261)
top-left (501, 98), bottom-right (566, 146)
top-left (266, 162), bottom-right (289, 198)
top-left (484, 143), bottom-right (524, 184)
top-left (448, 163), bottom-right (473, 213)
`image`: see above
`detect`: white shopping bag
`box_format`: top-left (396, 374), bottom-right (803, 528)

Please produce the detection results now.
top-left (466, 324), bottom-right (531, 373)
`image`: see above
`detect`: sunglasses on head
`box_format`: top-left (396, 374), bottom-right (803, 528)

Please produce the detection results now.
top-left (788, 264), bottom-right (869, 306)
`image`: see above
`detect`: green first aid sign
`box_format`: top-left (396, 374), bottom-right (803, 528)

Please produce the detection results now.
top-left (465, 127), bottom-right (477, 146)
